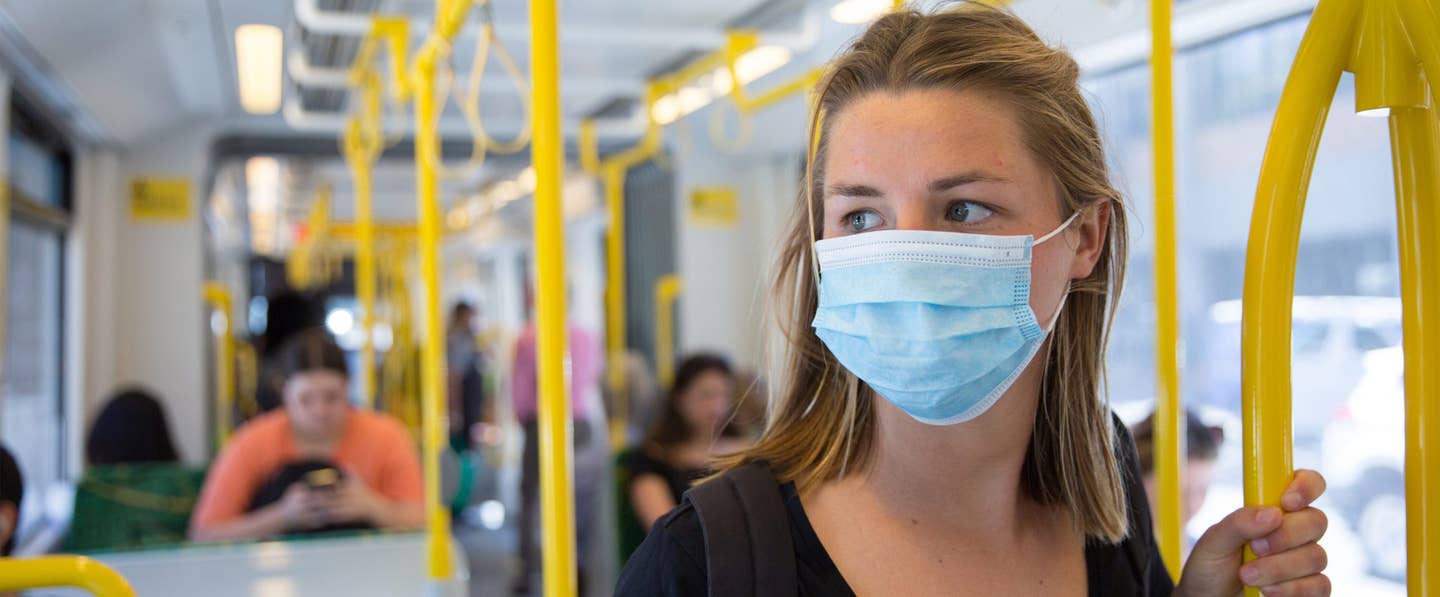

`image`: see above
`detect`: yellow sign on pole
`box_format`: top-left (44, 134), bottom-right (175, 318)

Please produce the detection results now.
top-left (689, 186), bottom-right (738, 226)
top-left (129, 177), bottom-right (192, 221)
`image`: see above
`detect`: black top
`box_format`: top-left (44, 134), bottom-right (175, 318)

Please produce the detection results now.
top-left (616, 421), bottom-right (1174, 596)
top-left (625, 447), bottom-right (708, 505)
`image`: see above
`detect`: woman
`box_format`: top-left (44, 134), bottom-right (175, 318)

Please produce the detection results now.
top-left (86, 387), bottom-right (180, 465)
top-left (618, 6), bottom-right (1329, 596)
top-left (626, 353), bottom-right (749, 531)
top-left (190, 329), bottom-right (424, 542)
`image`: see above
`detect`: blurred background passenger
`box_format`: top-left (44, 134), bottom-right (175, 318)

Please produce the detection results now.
top-left (85, 387), bottom-right (180, 465)
top-left (255, 290), bottom-right (325, 413)
top-left (624, 353), bottom-right (749, 532)
top-left (189, 329), bottom-right (423, 542)
top-left (1130, 409), bottom-right (1225, 550)
top-left (447, 301), bottom-right (487, 452)
top-left (510, 314), bottom-right (604, 594)
top-left (0, 444), bottom-right (22, 556)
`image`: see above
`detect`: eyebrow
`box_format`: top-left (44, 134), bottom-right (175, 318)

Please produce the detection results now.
top-left (825, 171), bottom-right (1010, 199)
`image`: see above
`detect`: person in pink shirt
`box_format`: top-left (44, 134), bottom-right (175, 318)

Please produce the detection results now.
top-left (510, 317), bottom-right (603, 593)
top-left (189, 329), bottom-right (423, 542)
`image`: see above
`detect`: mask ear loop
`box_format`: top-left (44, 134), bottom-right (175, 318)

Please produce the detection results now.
top-left (1034, 209), bottom-right (1082, 246)
top-left (1044, 281), bottom-right (1071, 334)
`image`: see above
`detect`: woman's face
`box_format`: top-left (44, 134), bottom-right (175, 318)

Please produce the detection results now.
top-left (679, 370), bottom-right (735, 437)
top-left (820, 88), bottom-right (1108, 327)
top-left (282, 370), bottom-right (351, 438)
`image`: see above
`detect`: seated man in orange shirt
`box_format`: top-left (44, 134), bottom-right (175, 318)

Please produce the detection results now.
top-left (190, 329), bottom-right (424, 542)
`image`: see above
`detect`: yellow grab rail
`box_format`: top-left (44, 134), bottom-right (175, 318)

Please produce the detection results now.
top-left (202, 282), bottom-right (235, 448)
top-left (408, 0), bottom-right (474, 584)
top-left (1244, 0), bottom-right (1440, 594)
top-left (531, 0), bottom-right (578, 593)
top-left (0, 556), bottom-right (136, 596)
top-left (654, 275), bottom-right (683, 388)
top-left (1149, 0), bottom-right (1183, 580)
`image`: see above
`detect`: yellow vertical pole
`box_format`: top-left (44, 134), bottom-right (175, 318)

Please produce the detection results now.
top-left (412, 6), bottom-right (455, 585)
top-left (1149, 0), bottom-right (1182, 579)
top-left (603, 164), bottom-right (629, 449)
top-left (530, 0), bottom-right (577, 593)
top-left (1240, 2), bottom-right (1356, 596)
top-left (1390, 101), bottom-right (1440, 597)
top-left (202, 283), bottom-right (235, 448)
top-left (654, 275), bottom-right (682, 388)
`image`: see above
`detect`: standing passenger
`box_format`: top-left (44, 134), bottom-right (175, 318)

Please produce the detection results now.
top-left (618, 5), bottom-right (1330, 596)
top-left (447, 302), bottom-right (487, 451)
top-left (510, 316), bottom-right (603, 594)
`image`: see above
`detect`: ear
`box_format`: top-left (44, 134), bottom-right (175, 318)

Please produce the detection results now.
top-left (1067, 200), bottom-right (1111, 280)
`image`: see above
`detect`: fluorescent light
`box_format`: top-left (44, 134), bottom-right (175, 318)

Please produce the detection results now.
top-left (736, 46), bottom-right (792, 84)
top-left (652, 93), bottom-right (682, 125)
top-left (831, 0), bottom-right (891, 24)
top-left (517, 166), bottom-right (537, 191)
top-left (1357, 107), bottom-right (1391, 118)
top-left (236, 24), bottom-right (283, 114)
top-left (325, 308), bottom-right (355, 336)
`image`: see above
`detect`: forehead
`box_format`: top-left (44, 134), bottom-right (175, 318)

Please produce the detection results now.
top-left (822, 88), bottom-right (1040, 186)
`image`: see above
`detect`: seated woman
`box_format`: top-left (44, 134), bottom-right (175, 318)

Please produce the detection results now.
top-left (86, 387), bottom-right (181, 465)
top-left (189, 329), bottom-right (423, 542)
top-left (626, 353), bottom-right (749, 531)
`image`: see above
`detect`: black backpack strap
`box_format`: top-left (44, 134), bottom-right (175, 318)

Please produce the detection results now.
top-left (684, 461), bottom-right (798, 597)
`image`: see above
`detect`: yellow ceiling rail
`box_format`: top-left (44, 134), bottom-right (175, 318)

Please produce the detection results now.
top-left (529, 0), bottom-right (579, 593)
top-left (202, 282), bottom-right (236, 449)
top-left (1243, 0), bottom-right (1440, 594)
top-left (0, 556), bottom-right (135, 596)
top-left (654, 275), bottom-right (683, 389)
top-left (1149, 0), bottom-right (1183, 581)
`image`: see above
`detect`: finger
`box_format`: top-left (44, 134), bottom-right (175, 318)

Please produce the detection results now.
top-left (1281, 470), bottom-right (1327, 512)
top-left (1251, 508), bottom-right (1328, 556)
top-left (1240, 543), bottom-right (1327, 588)
top-left (1193, 506), bottom-right (1284, 559)
top-left (1258, 574), bottom-right (1331, 597)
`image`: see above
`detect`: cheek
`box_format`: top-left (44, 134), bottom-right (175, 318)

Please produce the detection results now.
top-left (1028, 242), bottom-right (1075, 322)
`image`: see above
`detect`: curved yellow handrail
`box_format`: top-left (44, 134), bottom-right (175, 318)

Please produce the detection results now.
top-left (0, 556), bottom-right (136, 597)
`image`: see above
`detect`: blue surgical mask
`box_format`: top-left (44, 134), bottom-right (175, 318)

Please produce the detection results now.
top-left (811, 213), bottom-right (1077, 425)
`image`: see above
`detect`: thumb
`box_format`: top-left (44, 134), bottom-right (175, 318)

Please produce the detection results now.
top-left (1191, 506), bottom-right (1283, 562)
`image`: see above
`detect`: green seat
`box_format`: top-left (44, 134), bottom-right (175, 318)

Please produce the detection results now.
top-left (614, 448), bottom-right (647, 568)
top-left (64, 463), bottom-right (207, 553)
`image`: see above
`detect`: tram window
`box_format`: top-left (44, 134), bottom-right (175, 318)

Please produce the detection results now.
top-left (1086, 10), bottom-right (1407, 590)
top-left (2, 221), bottom-right (65, 544)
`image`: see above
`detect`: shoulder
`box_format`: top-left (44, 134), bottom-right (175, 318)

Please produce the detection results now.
top-left (228, 410), bottom-right (288, 450)
top-left (616, 502), bottom-right (709, 596)
top-left (351, 410), bottom-right (414, 445)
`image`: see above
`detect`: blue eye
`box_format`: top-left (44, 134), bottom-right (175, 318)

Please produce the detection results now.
top-left (947, 201), bottom-right (994, 224)
top-left (845, 210), bottom-right (882, 233)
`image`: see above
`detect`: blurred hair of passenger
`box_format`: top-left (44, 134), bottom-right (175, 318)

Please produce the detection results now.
top-left (255, 289), bottom-right (325, 413)
top-left (1129, 410), bottom-right (1225, 529)
top-left (189, 329), bottom-right (424, 543)
top-left (626, 353), bottom-right (750, 532)
top-left (86, 387), bottom-right (181, 465)
top-left (0, 444), bottom-right (22, 556)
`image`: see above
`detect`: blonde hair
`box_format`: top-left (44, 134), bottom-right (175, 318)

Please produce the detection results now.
top-left (721, 3), bottom-right (1132, 542)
